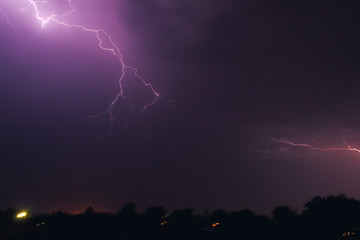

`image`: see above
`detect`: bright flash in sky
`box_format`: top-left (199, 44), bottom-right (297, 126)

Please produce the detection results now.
top-left (16, 211), bottom-right (28, 219)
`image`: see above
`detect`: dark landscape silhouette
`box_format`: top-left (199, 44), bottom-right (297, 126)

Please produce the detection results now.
top-left (1, 194), bottom-right (359, 240)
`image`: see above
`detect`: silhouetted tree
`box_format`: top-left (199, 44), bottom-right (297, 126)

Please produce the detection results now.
top-left (142, 207), bottom-right (166, 229)
top-left (118, 202), bottom-right (137, 217)
top-left (301, 194), bottom-right (360, 240)
top-left (273, 206), bottom-right (298, 223)
top-left (222, 209), bottom-right (255, 237)
top-left (252, 215), bottom-right (274, 239)
top-left (117, 202), bottom-right (139, 229)
top-left (169, 208), bottom-right (199, 230)
top-left (207, 209), bottom-right (227, 226)
top-left (272, 206), bottom-right (299, 240)
top-left (84, 206), bottom-right (95, 215)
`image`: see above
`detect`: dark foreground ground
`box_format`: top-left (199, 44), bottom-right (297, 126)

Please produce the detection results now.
top-left (1, 194), bottom-right (360, 240)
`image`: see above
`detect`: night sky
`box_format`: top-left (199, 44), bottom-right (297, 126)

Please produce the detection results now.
top-left (1, 0), bottom-right (360, 215)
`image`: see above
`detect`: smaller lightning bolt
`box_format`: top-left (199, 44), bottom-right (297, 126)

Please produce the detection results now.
top-left (272, 138), bottom-right (360, 155)
top-left (0, 8), bottom-right (20, 40)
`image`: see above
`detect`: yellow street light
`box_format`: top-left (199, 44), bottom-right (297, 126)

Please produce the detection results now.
top-left (16, 211), bottom-right (28, 219)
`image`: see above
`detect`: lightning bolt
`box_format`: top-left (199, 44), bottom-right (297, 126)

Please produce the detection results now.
top-left (2, 0), bottom-right (160, 134)
top-left (0, 7), bottom-right (20, 40)
top-left (272, 138), bottom-right (360, 155)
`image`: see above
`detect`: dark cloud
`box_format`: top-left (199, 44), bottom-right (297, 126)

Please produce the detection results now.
top-left (1, 0), bottom-right (360, 215)
top-left (117, 0), bottom-right (360, 126)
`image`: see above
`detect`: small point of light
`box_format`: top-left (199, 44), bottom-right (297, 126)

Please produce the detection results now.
top-left (212, 222), bottom-right (220, 227)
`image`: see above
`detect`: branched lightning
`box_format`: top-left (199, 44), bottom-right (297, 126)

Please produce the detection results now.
top-left (272, 138), bottom-right (360, 155)
top-left (2, 0), bottom-right (160, 134)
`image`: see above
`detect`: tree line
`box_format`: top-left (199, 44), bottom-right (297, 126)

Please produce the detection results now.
top-left (0, 194), bottom-right (359, 239)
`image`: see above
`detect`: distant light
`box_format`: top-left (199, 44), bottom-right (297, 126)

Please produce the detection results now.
top-left (16, 211), bottom-right (27, 219)
top-left (36, 222), bottom-right (45, 227)
top-left (212, 222), bottom-right (220, 227)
